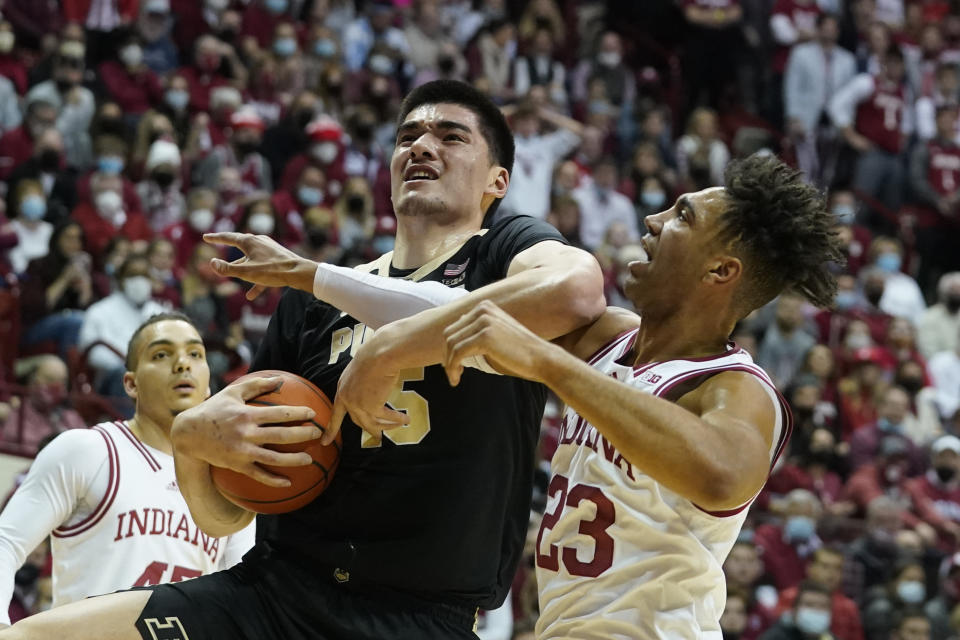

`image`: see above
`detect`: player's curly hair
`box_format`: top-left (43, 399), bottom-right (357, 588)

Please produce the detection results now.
top-left (721, 155), bottom-right (844, 314)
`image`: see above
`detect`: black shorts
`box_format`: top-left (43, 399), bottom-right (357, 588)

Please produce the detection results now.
top-left (131, 543), bottom-right (479, 640)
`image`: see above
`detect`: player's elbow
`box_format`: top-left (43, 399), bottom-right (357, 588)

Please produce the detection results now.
top-left (549, 258), bottom-right (606, 327)
top-left (695, 462), bottom-right (766, 512)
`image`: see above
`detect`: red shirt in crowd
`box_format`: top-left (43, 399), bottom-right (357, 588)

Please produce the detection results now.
top-left (0, 53), bottom-right (28, 95)
top-left (926, 138), bottom-right (960, 197)
top-left (761, 463), bottom-right (845, 510)
top-left (904, 472), bottom-right (960, 551)
top-left (753, 523), bottom-right (812, 591)
top-left (855, 78), bottom-right (907, 154)
top-left (62, 0), bottom-right (137, 24)
top-left (71, 202), bottom-right (153, 259)
top-left (0, 125), bottom-right (35, 180)
top-left (176, 66), bottom-right (232, 114)
top-left (97, 61), bottom-right (164, 115)
top-left (775, 586), bottom-right (864, 640)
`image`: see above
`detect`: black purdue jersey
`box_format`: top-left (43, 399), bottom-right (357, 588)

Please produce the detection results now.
top-left (250, 215), bottom-right (566, 609)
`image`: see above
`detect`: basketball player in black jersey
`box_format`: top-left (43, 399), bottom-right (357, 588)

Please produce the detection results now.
top-left (0, 82), bottom-right (605, 639)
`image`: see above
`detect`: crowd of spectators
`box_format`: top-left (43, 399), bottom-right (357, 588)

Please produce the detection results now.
top-left (1, 0), bottom-right (960, 638)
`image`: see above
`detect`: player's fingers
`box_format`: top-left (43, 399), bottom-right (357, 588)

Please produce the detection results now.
top-left (249, 405), bottom-right (316, 426)
top-left (248, 424), bottom-right (324, 445)
top-left (203, 231), bottom-right (249, 249)
top-left (246, 283), bottom-right (266, 301)
top-left (322, 401), bottom-right (347, 446)
top-left (233, 375), bottom-right (285, 400)
top-left (251, 447), bottom-right (313, 468)
top-left (372, 405), bottom-right (409, 426)
top-left (444, 361), bottom-right (465, 387)
top-left (241, 463), bottom-right (292, 488)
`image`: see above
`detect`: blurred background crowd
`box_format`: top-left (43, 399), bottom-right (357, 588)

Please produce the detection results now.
top-left (1, 0), bottom-right (960, 638)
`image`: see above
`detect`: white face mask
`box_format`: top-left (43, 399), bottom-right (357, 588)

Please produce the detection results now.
top-left (95, 191), bottom-right (123, 218)
top-left (189, 208), bottom-right (214, 232)
top-left (311, 142), bottom-right (339, 164)
top-left (122, 276), bottom-right (153, 306)
top-left (120, 44), bottom-right (143, 67)
top-left (598, 51), bottom-right (621, 68)
top-left (248, 212), bottom-right (275, 235)
top-left (0, 32), bottom-right (14, 54)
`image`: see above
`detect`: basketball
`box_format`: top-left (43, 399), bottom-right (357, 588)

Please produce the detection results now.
top-left (210, 370), bottom-right (341, 514)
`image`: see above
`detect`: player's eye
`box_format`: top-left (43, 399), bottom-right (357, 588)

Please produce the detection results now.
top-left (190, 350), bottom-right (203, 359)
top-left (398, 134), bottom-right (415, 144)
top-left (152, 351), bottom-right (167, 360)
top-left (444, 134), bottom-right (464, 142)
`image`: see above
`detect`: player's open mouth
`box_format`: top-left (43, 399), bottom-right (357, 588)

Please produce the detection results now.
top-left (173, 381), bottom-right (195, 392)
top-left (403, 165), bottom-right (439, 182)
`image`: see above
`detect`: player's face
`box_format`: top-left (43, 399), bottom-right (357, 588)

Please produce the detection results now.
top-left (390, 103), bottom-right (508, 223)
top-left (624, 187), bottom-right (737, 313)
top-left (124, 320), bottom-right (211, 421)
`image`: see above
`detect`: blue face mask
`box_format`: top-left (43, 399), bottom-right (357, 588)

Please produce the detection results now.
top-left (165, 89), bottom-right (189, 111)
top-left (784, 515), bottom-right (816, 543)
top-left (795, 607), bottom-right (831, 635)
top-left (20, 195), bottom-right (47, 221)
top-left (877, 252), bottom-right (902, 273)
top-left (297, 186), bottom-right (322, 206)
top-left (273, 37), bottom-right (296, 57)
top-left (878, 418), bottom-right (903, 433)
top-left (737, 529), bottom-right (755, 543)
top-left (641, 191), bottom-right (666, 210)
top-left (833, 204), bottom-right (856, 225)
top-left (265, 0), bottom-right (287, 14)
top-left (98, 156), bottom-right (124, 175)
top-left (897, 580), bottom-right (926, 604)
top-left (835, 290), bottom-right (857, 311)
top-left (314, 39), bottom-right (336, 58)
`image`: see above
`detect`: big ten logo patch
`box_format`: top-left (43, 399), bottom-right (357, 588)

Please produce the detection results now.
top-left (142, 617), bottom-right (190, 640)
top-left (638, 371), bottom-right (662, 385)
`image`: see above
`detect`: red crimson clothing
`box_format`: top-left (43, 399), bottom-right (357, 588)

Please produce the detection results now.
top-left (176, 66), bottom-right (232, 114)
top-left (70, 202), bottom-right (152, 258)
top-left (162, 221), bottom-right (205, 271)
top-left (775, 586), bottom-right (864, 640)
top-left (225, 286), bottom-right (282, 344)
top-left (742, 600), bottom-right (777, 640)
top-left (0, 125), bottom-right (35, 180)
top-left (760, 464), bottom-right (845, 510)
top-left (75, 173), bottom-right (143, 218)
top-left (814, 307), bottom-right (889, 352)
top-left (240, 4), bottom-right (290, 49)
top-left (62, 0), bottom-right (139, 23)
top-left (838, 387), bottom-right (880, 440)
top-left (904, 472), bottom-right (960, 550)
top-left (855, 78), bottom-right (907, 154)
top-left (843, 464), bottom-right (921, 527)
top-left (279, 154), bottom-right (348, 196)
top-left (97, 61), bottom-right (163, 115)
top-left (3, 0), bottom-right (64, 46)
top-left (849, 423), bottom-right (925, 475)
top-left (754, 523), bottom-right (813, 591)
top-left (0, 55), bottom-right (28, 94)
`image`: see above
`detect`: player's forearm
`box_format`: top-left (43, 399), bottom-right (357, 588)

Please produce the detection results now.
top-left (172, 452), bottom-right (255, 538)
top-left (372, 263), bottom-right (604, 371)
top-left (536, 346), bottom-right (763, 510)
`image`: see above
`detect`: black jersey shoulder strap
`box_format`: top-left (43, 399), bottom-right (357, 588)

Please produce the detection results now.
top-left (354, 230), bottom-right (489, 282)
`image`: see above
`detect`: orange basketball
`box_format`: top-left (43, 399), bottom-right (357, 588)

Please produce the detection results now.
top-left (211, 370), bottom-right (341, 514)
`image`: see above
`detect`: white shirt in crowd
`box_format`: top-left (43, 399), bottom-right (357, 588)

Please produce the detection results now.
top-left (572, 184), bottom-right (640, 250)
top-left (8, 219), bottom-right (53, 274)
top-left (500, 129), bottom-right (581, 220)
top-left (78, 292), bottom-right (169, 373)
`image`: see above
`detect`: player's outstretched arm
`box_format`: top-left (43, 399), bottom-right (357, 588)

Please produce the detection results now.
top-left (321, 240), bottom-right (605, 442)
top-left (0, 430), bottom-right (106, 627)
top-left (441, 302), bottom-right (776, 512)
top-left (171, 375), bottom-right (322, 537)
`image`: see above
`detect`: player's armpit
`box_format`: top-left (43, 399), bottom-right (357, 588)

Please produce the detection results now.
top-left (683, 371), bottom-right (778, 510)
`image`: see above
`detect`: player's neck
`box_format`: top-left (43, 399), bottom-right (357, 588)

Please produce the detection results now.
top-left (630, 309), bottom-right (734, 366)
top-left (127, 413), bottom-right (173, 455)
top-left (391, 215), bottom-right (482, 269)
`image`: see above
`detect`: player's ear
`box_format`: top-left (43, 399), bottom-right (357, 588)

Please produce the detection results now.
top-left (704, 255), bottom-right (742, 286)
top-left (484, 166), bottom-right (509, 200)
top-left (122, 370), bottom-right (138, 401)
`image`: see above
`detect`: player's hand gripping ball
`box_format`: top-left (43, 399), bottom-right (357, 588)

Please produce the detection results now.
top-left (211, 370), bottom-right (341, 514)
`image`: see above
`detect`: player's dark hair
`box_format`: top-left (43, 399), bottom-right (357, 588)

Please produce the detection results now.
top-left (721, 155), bottom-right (844, 315)
top-left (397, 80), bottom-right (514, 219)
top-left (125, 311), bottom-right (199, 371)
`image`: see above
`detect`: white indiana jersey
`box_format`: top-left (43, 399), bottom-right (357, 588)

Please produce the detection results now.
top-left (535, 329), bottom-right (791, 640)
top-left (0, 420), bottom-right (253, 620)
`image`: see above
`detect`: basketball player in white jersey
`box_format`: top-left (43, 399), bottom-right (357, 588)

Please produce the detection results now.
top-left (440, 155), bottom-right (844, 639)
top-left (0, 313), bottom-right (255, 628)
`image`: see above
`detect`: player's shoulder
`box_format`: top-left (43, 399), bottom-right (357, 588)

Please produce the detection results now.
top-left (32, 426), bottom-right (108, 469)
top-left (479, 214), bottom-right (566, 250)
top-left (557, 306), bottom-right (641, 362)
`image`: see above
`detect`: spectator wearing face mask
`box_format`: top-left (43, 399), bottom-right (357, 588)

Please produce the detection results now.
top-left (279, 116), bottom-right (347, 197)
top-left (177, 35), bottom-right (239, 114)
top-left (863, 562), bottom-right (931, 640)
top-left (754, 490), bottom-right (823, 591)
top-left (828, 189), bottom-right (873, 276)
top-left (0, 100), bottom-right (58, 181)
top-left (894, 360), bottom-right (944, 446)
top-left (24, 42), bottom-right (96, 171)
top-left (240, 0), bottom-right (295, 49)
top-left (137, 0), bottom-right (179, 75)
top-left (194, 108), bottom-right (272, 195)
top-left (0, 355), bottom-right (85, 455)
top-left (572, 31), bottom-right (636, 113)
top-left (158, 74), bottom-right (192, 142)
top-left (759, 580), bottom-right (836, 640)
top-left (758, 294), bottom-right (818, 389)
top-left (75, 133), bottom-right (142, 217)
top-left (145, 237), bottom-right (180, 308)
top-left (137, 140), bottom-right (184, 233)
top-left (8, 181), bottom-right (53, 275)
top-left (5, 128), bottom-right (76, 226)
top-left (850, 386), bottom-right (925, 473)
top-left (164, 187), bottom-right (220, 268)
top-left (723, 541), bottom-right (778, 640)
top-left (271, 164), bottom-right (325, 238)
top-left (71, 173), bottom-right (151, 261)
top-left (865, 237), bottom-right (927, 325)
top-left (918, 273), bottom-right (960, 360)
top-left (341, 1), bottom-right (409, 74)
top-left (98, 30), bottom-right (163, 117)
top-left (128, 111), bottom-right (176, 182)
top-left (902, 435), bottom-right (960, 552)
top-left (773, 548), bottom-right (864, 640)
top-left (77, 253), bottom-right (169, 400)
